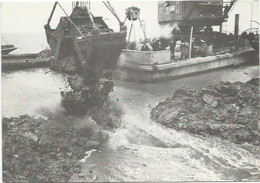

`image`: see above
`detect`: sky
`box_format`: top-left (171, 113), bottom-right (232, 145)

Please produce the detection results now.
top-left (0, 0), bottom-right (259, 41)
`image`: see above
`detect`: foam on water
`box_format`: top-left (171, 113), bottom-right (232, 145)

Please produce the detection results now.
top-left (107, 98), bottom-right (260, 181)
top-left (79, 149), bottom-right (97, 163)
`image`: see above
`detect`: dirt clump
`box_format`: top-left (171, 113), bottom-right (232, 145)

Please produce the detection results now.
top-left (2, 103), bottom-right (122, 182)
top-left (151, 78), bottom-right (260, 146)
top-left (61, 71), bottom-right (114, 117)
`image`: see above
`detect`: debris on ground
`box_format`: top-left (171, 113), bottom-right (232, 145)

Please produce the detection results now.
top-left (2, 99), bottom-right (122, 182)
top-left (151, 78), bottom-right (260, 146)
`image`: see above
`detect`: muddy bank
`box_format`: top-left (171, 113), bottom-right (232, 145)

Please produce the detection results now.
top-left (2, 99), bottom-right (122, 182)
top-left (151, 78), bottom-right (260, 146)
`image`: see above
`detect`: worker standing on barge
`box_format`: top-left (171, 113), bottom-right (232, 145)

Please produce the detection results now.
top-left (170, 38), bottom-right (176, 59)
top-left (180, 38), bottom-right (189, 60)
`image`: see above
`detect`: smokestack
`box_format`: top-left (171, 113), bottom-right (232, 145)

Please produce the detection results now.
top-left (234, 14), bottom-right (239, 36)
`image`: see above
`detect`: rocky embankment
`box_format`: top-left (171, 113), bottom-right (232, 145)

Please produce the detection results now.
top-left (151, 78), bottom-right (260, 145)
top-left (2, 99), bottom-right (122, 182)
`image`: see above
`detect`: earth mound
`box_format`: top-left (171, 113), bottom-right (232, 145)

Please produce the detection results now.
top-left (151, 78), bottom-right (260, 146)
top-left (2, 99), bottom-right (122, 182)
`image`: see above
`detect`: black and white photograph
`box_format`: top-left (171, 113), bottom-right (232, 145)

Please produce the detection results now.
top-left (0, 0), bottom-right (259, 182)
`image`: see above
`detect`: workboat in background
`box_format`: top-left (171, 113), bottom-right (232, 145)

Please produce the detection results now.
top-left (1, 45), bottom-right (17, 55)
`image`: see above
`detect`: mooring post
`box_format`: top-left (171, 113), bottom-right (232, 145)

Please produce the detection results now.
top-left (234, 14), bottom-right (239, 37)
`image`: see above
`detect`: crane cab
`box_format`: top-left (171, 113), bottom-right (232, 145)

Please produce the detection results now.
top-left (158, 0), bottom-right (225, 28)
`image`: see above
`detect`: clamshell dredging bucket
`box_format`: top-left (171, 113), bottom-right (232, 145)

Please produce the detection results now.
top-left (45, 3), bottom-right (127, 74)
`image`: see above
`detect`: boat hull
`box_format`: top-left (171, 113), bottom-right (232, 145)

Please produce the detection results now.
top-left (1, 45), bottom-right (17, 55)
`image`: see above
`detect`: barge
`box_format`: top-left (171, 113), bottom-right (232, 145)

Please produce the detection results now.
top-left (2, 54), bottom-right (50, 71)
top-left (113, 48), bottom-right (258, 82)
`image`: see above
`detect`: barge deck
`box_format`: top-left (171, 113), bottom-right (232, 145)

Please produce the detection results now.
top-left (113, 48), bottom-right (258, 82)
top-left (2, 54), bottom-right (50, 71)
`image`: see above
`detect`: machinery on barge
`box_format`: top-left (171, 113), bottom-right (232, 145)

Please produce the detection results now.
top-left (158, 0), bottom-right (241, 55)
top-left (158, 0), bottom-right (237, 33)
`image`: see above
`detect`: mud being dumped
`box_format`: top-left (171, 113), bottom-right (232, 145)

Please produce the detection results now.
top-left (2, 97), bottom-right (122, 182)
top-left (61, 71), bottom-right (114, 117)
top-left (151, 78), bottom-right (260, 146)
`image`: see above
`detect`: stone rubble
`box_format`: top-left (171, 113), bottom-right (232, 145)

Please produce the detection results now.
top-left (151, 78), bottom-right (260, 146)
top-left (2, 97), bottom-right (122, 182)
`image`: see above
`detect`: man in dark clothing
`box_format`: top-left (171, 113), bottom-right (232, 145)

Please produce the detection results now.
top-left (152, 39), bottom-right (162, 51)
top-left (180, 38), bottom-right (189, 60)
top-left (141, 43), bottom-right (150, 51)
top-left (169, 38), bottom-right (176, 59)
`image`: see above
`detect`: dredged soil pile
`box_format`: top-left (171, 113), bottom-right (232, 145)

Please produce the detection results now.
top-left (2, 99), bottom-right (122, 182)
top-left (151, 78), bottom-right (260, 145)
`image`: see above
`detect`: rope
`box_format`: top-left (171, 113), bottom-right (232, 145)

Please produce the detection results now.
top-left (103, 2), bottom-right (114, 16)
top-left (131, 14), bottom-right (136, 42)
top-left (128, 23), bottom-right (133, 42)
top-left (227, 0), bottom-right (237, 16)
top-left (56, 2), bottom-right (84, 37)
top-left (139, 18), bottom-right (148, 42)
top-left (103, 1), bottom-right (122, 25)
top-left (107, 1), bottom-right (123, 24)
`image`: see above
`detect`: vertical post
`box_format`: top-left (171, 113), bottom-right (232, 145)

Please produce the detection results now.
top-left (139, 18), bottom-right (147, 41)
top-left (128, 14), bottom-right (134, 43)
top-left (234, 14), bottom-right (239, 36)
top-left (250, 1), bottom-right (253, 31)
top-left (128, 24), bottom-right (133, 43)
top-left (220, 24), bottom-right (222, 33)
top-left (189, 26), bottom-right (193, 59)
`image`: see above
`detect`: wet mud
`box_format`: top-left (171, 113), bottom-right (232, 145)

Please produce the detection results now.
top-left (151, 78), bottom-right (260, 146)
top-left (61, 72), bottom-right (114, 117)
top-left (2, 97), bottom-right (122, 182)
